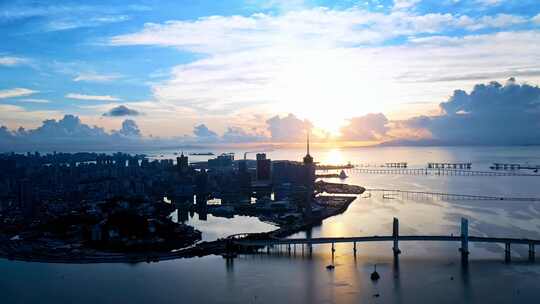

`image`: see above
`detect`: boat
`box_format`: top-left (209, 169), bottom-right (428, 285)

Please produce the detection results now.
top-left (370, 265), bottom-right (380, 281)
top-left (339, 170), bottom-right (348, 179)
top-left (326, 264), bottom-right (335, 270)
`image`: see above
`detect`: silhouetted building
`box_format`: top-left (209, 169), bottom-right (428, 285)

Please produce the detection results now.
top-left (177, 152), bottom-right (189, 173)
top-left (256, 153), bottom-right (271, 181)
top-left (208, 153), bottom-right (234, 171)
top-left (238, 160), bottom-right (252, 198)
top-left (17, 178), bottom-right (34, 218)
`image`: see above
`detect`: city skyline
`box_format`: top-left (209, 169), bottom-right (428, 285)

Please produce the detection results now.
top-left (1, 0), bottom-right (540, 150)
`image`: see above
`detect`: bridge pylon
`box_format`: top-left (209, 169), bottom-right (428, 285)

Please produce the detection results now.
top-left (459, 218), bottom-right (469, 263)
top-left (393, 218), bottom-right (401, 255)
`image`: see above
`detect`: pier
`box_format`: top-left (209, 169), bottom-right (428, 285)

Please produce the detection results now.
top-left (428, 162), bottom-right (472, 169)
top-left (348, 168), bottom-right (540, 176)
top-left (385, 162), bottom-right (407, 168)
top-left (231, 218), bottom-right (539, 263)
top-left (365, 188), bottom-right (540, 202)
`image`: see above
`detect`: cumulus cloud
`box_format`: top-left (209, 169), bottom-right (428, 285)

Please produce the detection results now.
top-left (193, 124), bottom-right (218, 138)
top-left (115, 119), bottom-right (141, 137)
top-left (340, 113), bottom-right (390, 141)
top-left (103, 105), bottom-right (141, 117)
top-left (533, 14), bottom-right (540, 24)
top-left (222, 126), bottom-right (266, 143)
top-left (66, 93), bottom-right (121, 101)
top-left (0, 114), bottom-right (144, 151)
top-left (266, 113), bottom-right (312, 142)
top-left (0, 88), bottom-right (37, 99)
top-left (400, 78), bottom-right (540, 145)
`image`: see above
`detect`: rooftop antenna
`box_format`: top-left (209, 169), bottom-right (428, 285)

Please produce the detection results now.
top-left (307, 129), bottom-right (310, 156)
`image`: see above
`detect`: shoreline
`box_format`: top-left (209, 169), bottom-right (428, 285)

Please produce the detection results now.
top-left (0, 195), bottom-right (359, 264)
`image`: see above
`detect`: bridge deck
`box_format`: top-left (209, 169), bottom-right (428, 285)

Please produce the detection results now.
top-left (235, 235), bottom-right (540, 246)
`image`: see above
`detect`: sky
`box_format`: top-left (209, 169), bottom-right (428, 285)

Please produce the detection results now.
top-left (1, 0), bottom-right (540, 150)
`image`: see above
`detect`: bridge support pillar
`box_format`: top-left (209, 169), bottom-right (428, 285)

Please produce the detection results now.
top-left (309, 244), bottom-right (313, 256)
top-left (266, 246), bottom-right (270, 254)
top-left (505, 243), bottom-right (511, 263)
top-left (331, 243), bottom-right (335, 253)
top-left (459, 218), bottom-right (469, 262)
top-left (392, 217), bottom-right (401, 255)
top-left (287, 244), bottom-right (291, 255)
top-left (529, 244), bottom-right (535, 262)
top-left (353, 242), bottom-right (357, 254)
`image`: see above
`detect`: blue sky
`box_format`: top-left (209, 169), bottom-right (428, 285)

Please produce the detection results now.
top-left (1, 0), bottom-right (540, 145)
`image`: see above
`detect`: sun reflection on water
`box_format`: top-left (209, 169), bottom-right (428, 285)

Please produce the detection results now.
top-left (322, 148), bottom-right (345, 165)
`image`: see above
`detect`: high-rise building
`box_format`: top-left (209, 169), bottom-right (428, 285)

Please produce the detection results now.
top-left (256, 153), bottom-right (271, 181)
top-left (177, 152), bottom-right (189, 173)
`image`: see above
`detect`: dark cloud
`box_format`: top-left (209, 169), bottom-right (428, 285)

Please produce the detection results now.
top-left (340, 113), bottom-right (389, 141)
top-left (402, 78), bottom-right (540, 145)
top-left (266, 113), bottom-right (312, 142)
top-left (193, 124), bottom-right (218, 138)
top-left (103, 105), bottom-right (141, 117)
top-left (0, 114), bottom-right (143, 151)
top-left (116, 119), bottom-right (141, 137)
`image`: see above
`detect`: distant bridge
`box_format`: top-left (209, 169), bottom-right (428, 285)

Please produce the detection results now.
top-left (230, 218), bottom-right (539, 263)
top-left (364, 188), bottom-right (540, 202)
top-left (348, 168), bottom-right (540, 177)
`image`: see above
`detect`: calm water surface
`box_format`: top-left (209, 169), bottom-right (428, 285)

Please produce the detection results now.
top-left (2, 146), bottom-right (540, 303)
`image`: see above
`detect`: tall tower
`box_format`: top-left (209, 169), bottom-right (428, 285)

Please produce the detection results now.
top-left (303, 130), bottom-right (315, 217)
top-left (303, 131), bottom-right (313, 165)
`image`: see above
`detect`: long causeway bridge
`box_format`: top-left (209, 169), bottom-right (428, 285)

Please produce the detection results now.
top-left (230, 218), bottom-right (539, 263)
top-left (364, 188), bottom-right (540, 202)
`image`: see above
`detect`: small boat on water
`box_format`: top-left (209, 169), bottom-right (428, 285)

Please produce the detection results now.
top-left (339, 170), bottom-right (348, 179)
top-left (326, 264), bottom-right (335, 270)
top-left (370, 265), bottom-right (380, 281)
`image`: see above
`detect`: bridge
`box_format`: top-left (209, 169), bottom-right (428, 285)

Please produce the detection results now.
top-left (230, 218), bottom-right (539, 263)
top-left (364, 188), bottom-right (540, 202)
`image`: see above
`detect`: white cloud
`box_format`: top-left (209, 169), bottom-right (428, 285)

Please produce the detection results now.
top-left (533, 14), bottom-right (540, 25)
top-left (108, 8), bottom-right (540, 134)
top-left (19, 98), bottom-right (50, 103)
top-left (0, 56), bottom-right (28, 66)
top-left (464, 14), bottom-right (528, 31)
top-left (73, 73), bottom-right (122, 82)
top-left (476, 0), bottom-right (502, 7)
top-left (392, 0), bottom-right (421, 11)
top-left (0, 88), bottom-right (37, 99)
top-left (66, 93), bottom-right (121, 101)
top-left (112, 8), bottom-right (505, 54)
top-left (46, 15), bottom-right (130, 31)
